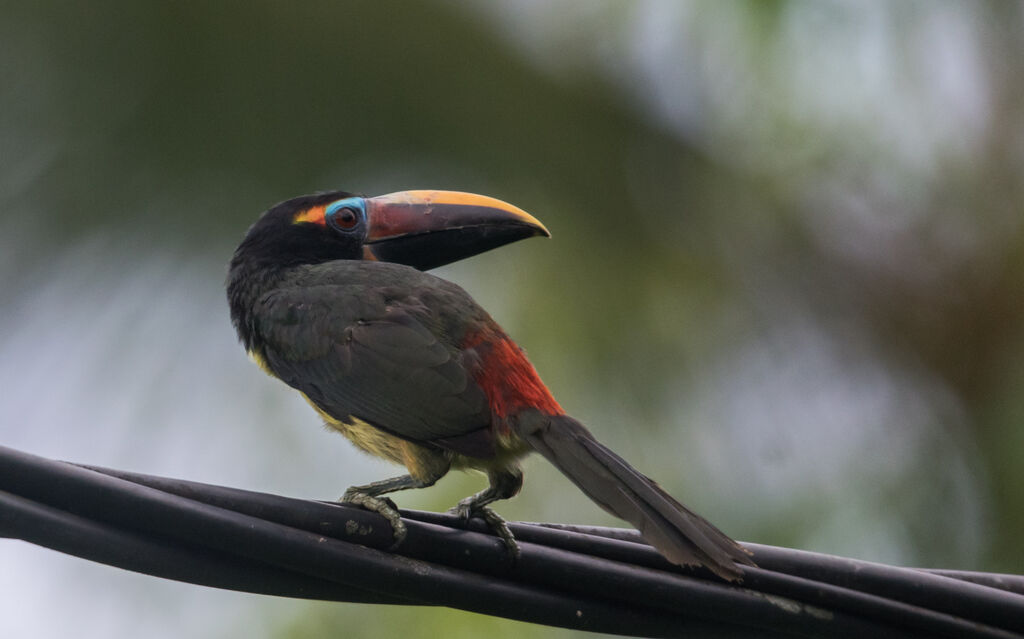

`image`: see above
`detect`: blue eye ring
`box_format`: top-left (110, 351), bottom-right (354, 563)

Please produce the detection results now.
top-left (325, 197), bottom-right (366, 232)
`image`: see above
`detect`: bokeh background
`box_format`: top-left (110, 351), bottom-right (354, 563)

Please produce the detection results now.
top-left (2, 1), bottom-right (1022, 637)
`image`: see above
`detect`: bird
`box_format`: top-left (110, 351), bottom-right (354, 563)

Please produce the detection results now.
top-left (227, 189), bottom-right (754, 580)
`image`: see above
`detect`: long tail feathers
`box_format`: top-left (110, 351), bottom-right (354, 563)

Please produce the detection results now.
top-left (520, 414), bottom-right (754, 581)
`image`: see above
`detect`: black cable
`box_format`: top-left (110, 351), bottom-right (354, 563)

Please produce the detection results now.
top-left (924, 570), bottom-right (1024, 596)
top-left (407, 512), bottom-right (1024, 638)
top-left (2, 446), bottom-right (715, 637)
top-left (475, 519), bottom-right (1024, 632)
top-left (506, 521), bottom-right (1024, 595)
top-left (74, 466), bottom-right (958, 638)
top-left (1, 444), bottom-right (1022, 638)
top-left (0, 490), bottom-right (398, 603)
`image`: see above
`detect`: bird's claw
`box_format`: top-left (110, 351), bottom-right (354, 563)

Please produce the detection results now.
top-left (340, 490), bottom-right (406, 549)
top-left (448, 501), bottom-right (521, 563)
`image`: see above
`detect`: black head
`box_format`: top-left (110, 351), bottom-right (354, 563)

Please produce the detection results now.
top-left (230, 190), bottom-right (364, 273)
top-left (230, 189), bottom-right (550, 276)
top-left (227, 188), bottom-right (549, 351)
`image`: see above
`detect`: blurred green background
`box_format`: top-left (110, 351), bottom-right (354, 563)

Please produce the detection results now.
top-left (2, 1), bottom-right (1022, 637)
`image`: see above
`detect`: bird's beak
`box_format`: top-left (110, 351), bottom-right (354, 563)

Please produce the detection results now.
top-left (362, 190), bottom-right (550, 270)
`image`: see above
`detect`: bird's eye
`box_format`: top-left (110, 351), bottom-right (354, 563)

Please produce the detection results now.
top-left (324, 197), bottom-right (366, 233)
top-left (331, 207), bottom-right (359, 230)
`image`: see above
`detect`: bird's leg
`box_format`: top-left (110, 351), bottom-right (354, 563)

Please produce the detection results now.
top-left (340, 443), bottom-right (451, 549)
top-left (449, 466), bottom-right (524, 560)
top-left (340, 474), bottom-right (435, 549)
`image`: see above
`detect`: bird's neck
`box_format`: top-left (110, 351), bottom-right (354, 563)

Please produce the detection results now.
top-left (226, 257), bottom-right (292, 352)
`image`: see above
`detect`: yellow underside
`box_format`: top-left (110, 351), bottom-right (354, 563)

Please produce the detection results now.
top-left (309, 398), bottom-right (530, 479)
top-left (249, 350), bottom-right (529, 480)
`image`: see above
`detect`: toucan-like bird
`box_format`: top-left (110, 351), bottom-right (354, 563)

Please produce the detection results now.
top-left (227, 190), bottom-right (754, 580)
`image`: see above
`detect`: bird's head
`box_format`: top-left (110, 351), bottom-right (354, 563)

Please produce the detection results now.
top-left (232, 189), bottom-right (550, 272)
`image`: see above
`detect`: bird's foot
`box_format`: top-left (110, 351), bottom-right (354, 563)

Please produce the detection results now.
top-left (340, 489), bottom-right (406, 549)
top-left (448, 501), bottom-right (520, 563)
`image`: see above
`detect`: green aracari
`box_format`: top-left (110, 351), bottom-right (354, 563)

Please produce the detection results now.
top-left (227, 190), bottom-right (753, 580)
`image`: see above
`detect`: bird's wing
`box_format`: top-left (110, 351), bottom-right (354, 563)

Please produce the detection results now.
top-left (255, 281), bottom-right (493, 452)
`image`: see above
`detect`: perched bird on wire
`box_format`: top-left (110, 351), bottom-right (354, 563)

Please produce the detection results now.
top-left (227, 189), bottom-right (753, 580)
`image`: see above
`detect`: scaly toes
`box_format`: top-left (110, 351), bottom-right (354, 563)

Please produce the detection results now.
top-left (447, 498), bottom-right (474, 520)
top-left (477, 506), bottom-right (520, 563)
top-left (339, 491), bottom-right (407, 549)
top-left (446, 502), bottom-right (520, 563)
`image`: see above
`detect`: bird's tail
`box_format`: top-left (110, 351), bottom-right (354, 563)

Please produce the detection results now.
top-left (517, 413), bottom-right (754, 581)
